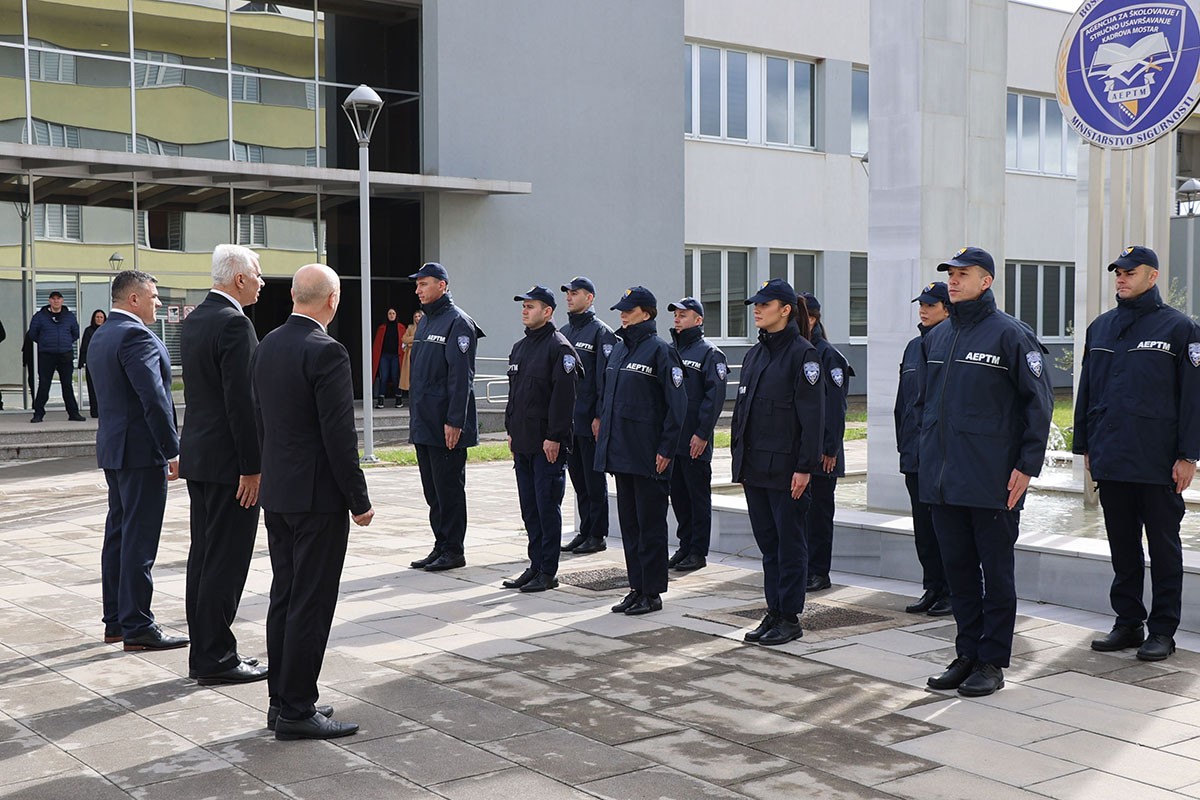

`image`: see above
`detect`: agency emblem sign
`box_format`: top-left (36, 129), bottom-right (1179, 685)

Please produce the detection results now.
top-left (1058, 0), bottom-right (1200, 149)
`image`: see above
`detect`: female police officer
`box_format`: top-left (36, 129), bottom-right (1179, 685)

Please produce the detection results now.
top-left (731, 279), bottom-right (824, 645)
top-left (594, 286), bottom-right (686, 616)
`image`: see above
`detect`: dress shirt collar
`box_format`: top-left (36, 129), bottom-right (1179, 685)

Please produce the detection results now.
top-left (290, 312), bottom-right (327, 333)
top-left (109, 308), bottom-right (144, 326)
top-left (210, 288), bottom-right (244, 314)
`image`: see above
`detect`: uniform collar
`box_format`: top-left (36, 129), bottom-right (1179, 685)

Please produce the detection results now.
top-left (617, 318), bottom-right (656, 345)
top-left (422, 292), bottom-right (453, 316)
top-left (567, 309), bottom-right (595, 327)
top-left (809, 321), bottom-right (826, 344)
top-left (671, 325), bottom-right (704, 348)
top-left (1115, 284), bottom-right (1164, 315)
top-left (949, 288), bottom-right (997, 327)
top-left (523, 320), bottom-right (556, 340)
top-left (758, 319), bottom-right (800, 350)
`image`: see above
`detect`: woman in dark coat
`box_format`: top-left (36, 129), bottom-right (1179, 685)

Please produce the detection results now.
top-left (78, 309), bottom-right (106, 418)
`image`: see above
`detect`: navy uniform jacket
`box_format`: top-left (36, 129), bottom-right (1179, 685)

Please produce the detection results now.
top-left (408, 292), bottom-right (485, 450)
top-left (594, 319), bottom-right (687, 480)
top-left (731, 320), bottom-right (825, 491)
top-left (894, 326), bottom-right (930, 475)
top-left (505, 321), bottom-right (581, 454)
top-left (914, 289), bottom-right (1053, 511)
top-left (670, 325), bottom-right (728, 462)
top-left (1073, 285), bottom-right (1200, 485)
top-left (562, 309), bottom-right (617, 436)
top-left (811, 325), bottom-right (853, 478)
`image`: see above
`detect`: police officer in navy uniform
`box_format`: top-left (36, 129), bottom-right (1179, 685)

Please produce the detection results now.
top-left (560, 277), bottom-right (618, 555)
top-left (895, 281), bottom-right (953, 617)
top-left (595, 286), bottom-right (686, 616)
top-left (916, 247), bottom-right (1053, 697)
top-left (407, 262), bottom-right (485, 572)
top-left (800, 293), bottom-right (854, 592)
top-left (667, 297), bottom-right (728, 573)
top-left (733, 280), bottom-right (824, 645)
top-left (1075, 246), bottom-right (1200, 662)
top-left (502, 286), bottom-right (581, 593)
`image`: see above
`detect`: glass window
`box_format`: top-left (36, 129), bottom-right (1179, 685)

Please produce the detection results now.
top-left (1044, 101), bottom-right (1064, 175)
top-left (31, 53), bottom-right (130, 154)
top-left (765, 57), bottom-right (788, 144)
top-left (233, 77), bottom-right (318, 166)
top-left (1006, 93), bottom-right (1018, 169)
top-left (1042, 264), bottom-right (1061, 337)
top-left (1019, 263), bottom-right (1039, 329)
top-left (29, 3), bottom-right (129, 56)
top-left (237, 214), bottom-right (267, 247)
top-left (726, 51), bottom-right (747, 140)
top-left (727, 251), bottom-right (748, 337)
top-left (34, 204), bottom-right (82, 241)
top-left (0, 0), bottom-right (22, 45)
top-left (0, 42), bottom-right (24, 144)
top-left (136, 65), bottom-right (228, 160)
top-left (134, 50), bottom-right (184, 88)
top-left (850, 68), bottom-right (868, 154)
top-left (1064, 267), bottom-right (1075, 333)
top-left (28, 43), bottom-right (76, 84)
top-left (1007, 92), bottom-right (1077, 177)
top-left (769, 251), bottom-right (789, 282)
top-left (26, 119), bottom-right (79, 147)
top-left (699, 250), bottom-right (722, 336)
top-left (232, 2), bottom-right (316, 80)
top-left (138, 210), bottom-right (184, 251)
top-left (794, 253), bottom-right (815, 296)
top-left (849, 255), bottom-right (868, 337)
top-left (1005, 262), bottom-right (1074, 340)
top-left (698, 46), bottom-right (720, 137)
top-left (1020, 96), bottom-right (1040, 172)
top-left (684, 44), bottom-right (692, 134)
top-left (684, 249), bottom-right (693, 297)
top-left (134, 0), bottom-right (227, 69)
top-left (794, 61), bottom-right (814, 148)
top-left (232, 66), bottom-right (261, 103)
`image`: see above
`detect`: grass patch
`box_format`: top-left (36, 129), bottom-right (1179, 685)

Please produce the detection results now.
top-left (1052, 396), bottom-right (1074, 451)
top-left (369, 442), bottom-right (514, 466)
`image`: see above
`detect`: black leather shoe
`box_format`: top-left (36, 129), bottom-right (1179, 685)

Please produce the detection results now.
top-left (268, 704), bottom-right (333, 732)
top-left (196, 661), bottom-right (269, 685)
top-left (1137, 633), bottom-right (1176, 662)
top-left (424, 553), bottom-right (466, 571)
top-left (520, 573), bottom-right (559, 593)
top-left (275, 712), bottom-right (358, 741)
top-left (104, 628), bottom-right (122, 644)
top-left (927, 656), bottom-right (975, 690)
top-left (1091, 624), bottom-right (1145, 652)
top-left (758, 617), bottom-right (803, 646)
top-left (502, 567), bottom-right (538, 589)
top-left (68, 414), bottom-right (86, 422)
top-left (668, 550), bottom-right (688, 568)
top-left (905, 589), bottom-right (939, 614)
top-left (573, 536), bottom-right (607, 554)
top-left (673, 554), bottom-right (707, 572)
top-left (410, 548), bottom-right (442, 569)
top-left (123, 625), bottom-right (189, 651)
top-left (806, 573), bottom-right (832, 591)
top-left (744, 611), bottom-right (779, 643)
top-left (561, 534), bottom-right (588, 552)
top-left (611, 591), bottom-right (641, 613)
top-left (927, 596), bottom-right (954, 617)
top-left (958, 663), bottom-right (1004, 697)
top-left (624, 594), bottom-right (662, 615)
top-left (188, 654), bottom-right (260, 679)
top-left (30, 415), bottom-right (42, 423)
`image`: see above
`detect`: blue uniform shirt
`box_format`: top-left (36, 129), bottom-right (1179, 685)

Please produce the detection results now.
top-left (1073, 285), bottom-right (1200, 485)
top-left (914, 289), bottom-right (1053, 510)
top-left (670, 325), bottom-right (728, 462)
top-left (407, 292), bottom-right (485, 449)
top-left (594, 319), bottom-right (686, 480)
top-left (810, 324), bottom-right (853, 478)
top-left (562, 309), bottom-right (617, 435)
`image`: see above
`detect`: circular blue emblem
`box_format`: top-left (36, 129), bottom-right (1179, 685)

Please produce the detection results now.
top-left (1058, 0), bottom-right (1200, 149)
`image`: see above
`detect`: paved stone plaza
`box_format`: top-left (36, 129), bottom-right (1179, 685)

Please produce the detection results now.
top-left (4, 455), bottom-right (1200, 799)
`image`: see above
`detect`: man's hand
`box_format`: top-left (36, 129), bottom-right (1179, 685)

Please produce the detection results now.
top-left (1173, 459), bottom-right (1197, 494)
top-left (592, 418), bottom-right (600, 439)
top-left (167, 459), bottom-right (179, 482)
top-left (689, 435), bottom-right (707, 460)
top-left (1006, 469), bottom-right (1031, 510)
top-left (236, 473), bottom-right (261, 508)
top-left (507, 435), bottom-right (513, 453)
top-left (352, 508), bottom-right (375, 526)
top-left (821, 454), bottom-right (837, 474)
top-left (655, 454), bottom-right (671, 474)
top-left (1084, 453), bottom-right (1090, 473)
top-left (544, 439), bottom-right (561, 464)
top-left (444, 424), bottom-right (462, 450)
top-left (791, 472), bottom-right (810, 500)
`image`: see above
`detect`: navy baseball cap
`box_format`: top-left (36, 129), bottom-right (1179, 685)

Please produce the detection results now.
top-left (667, 297), bottom-right (705, 316)
top-left (1109, 245), bottom-right (1159, 272)
top-left (938, 246), bottom-right (995, 276)
top-left (745, 278), bottom-right (798, 308)
top-left (514, 285), bottom-right (556, 309)
top-left (48, 290), bottom-right (64, 299)
top-left (560, 276), bottom-right (596, 294)
top-left (409, 262), bottom-right (449, 282)
top-left (799, 292), bottom-right (821, 313)
top-left (611, 285), bottom-right (657, 312)
top-left (913, 281), bottom-right (950, 305)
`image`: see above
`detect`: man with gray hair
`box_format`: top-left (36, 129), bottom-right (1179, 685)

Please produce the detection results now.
top-left (179, 244), bottom-right (267, 685)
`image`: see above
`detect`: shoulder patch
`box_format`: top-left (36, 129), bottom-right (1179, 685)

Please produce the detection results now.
top-left (831, 367), bottom-right (844, 387)
top-left (1189, 342), bottom-right (1200, 368)
top-left (563, 353), bottom-right (576, 373)
top-left (457, 335), bottom-right (470, 353)
top-left (671, 366), bottom-right (683, 387)
top-left (715, 361), bottom-right (727, 380)
top-left (1025, 351), bottom-right (1043, 378)
top-left (804, 361), bottom-right (820, 385)
top-left (602, 343), bottom-right (613, 358)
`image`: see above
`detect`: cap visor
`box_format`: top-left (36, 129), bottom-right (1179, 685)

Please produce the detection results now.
top-left (559, 284), bottom-right (572, 292)
top-left (611, 300), bottom-right (634, 311)
top-left (1108, 257), bottom-right (1152, 272)
top-left (407, 271), bottom-right (423, 280)
top-left (744, 292), bottom-right (772, 305)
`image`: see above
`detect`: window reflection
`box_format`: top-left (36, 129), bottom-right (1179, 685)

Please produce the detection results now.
top-left (134, 0), bottom-right (227, 70)
top-left (232, 76), bottom-right (318, 166)
top-left (135, 66), bottom-right (228, 159)
top-left (30, 53), bottom-right (131, 153)
top-left (29, 0), bottom-right (130, 56)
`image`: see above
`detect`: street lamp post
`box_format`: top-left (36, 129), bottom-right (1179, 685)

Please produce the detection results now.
top-left (342, 85), bottom-right (384, 463)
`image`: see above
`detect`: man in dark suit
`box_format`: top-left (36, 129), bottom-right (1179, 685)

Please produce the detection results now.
top-left (179, 244), bottom-right (268, 686)
top-left (252, 263), bottom-right (373, 741)
top-left (88, 270), bottom-right (189, 651)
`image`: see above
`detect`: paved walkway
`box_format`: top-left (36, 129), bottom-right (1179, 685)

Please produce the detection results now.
top-left (4, 457), bottom-right (1200, 799)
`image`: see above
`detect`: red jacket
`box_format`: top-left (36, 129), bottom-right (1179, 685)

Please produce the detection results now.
top-left (371, 321), bottom-right (406, 379)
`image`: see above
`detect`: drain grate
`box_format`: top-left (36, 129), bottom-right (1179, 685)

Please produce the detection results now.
top-left (558, 567), bottom-right (630, 591)
top-left (727, 602), bottom-right (889, 631)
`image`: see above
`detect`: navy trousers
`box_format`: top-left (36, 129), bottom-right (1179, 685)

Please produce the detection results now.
top-left (1097, 480), bottom-right (1185, 637)
top-left (905, 472), bottom-right (946, 595)
top-left (566, 433), bottom-right (608, 539)
top-left (34, 350), bottom-right (80, 418)
top-left (514, 450), bottom-right (568, 577)
top-left (805, 474), bottom-right (837, 577)
top-left (416, 444), bottom-right (468, 556)
top-left (101, 465), bottom-right (168, 636)
top-left (614, 473), bottom-right (670, 595)
top-left (669, 456), bottom-right (713, 557)
top-left (931, 504), bottom-right (1019, 667)
top-left (744, 484), bottom-right (811, 617)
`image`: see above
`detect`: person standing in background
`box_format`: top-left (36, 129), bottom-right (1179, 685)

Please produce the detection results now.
top-left (372, 308), bottom-right (406, 408)
top-left (28, 290), bottom-right (83, 423)
top-left (79, 309), bottom-right (107, 419)
top-left (398, 309), bottom-right (422, 406)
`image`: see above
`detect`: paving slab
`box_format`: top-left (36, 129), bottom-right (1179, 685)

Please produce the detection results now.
top-left (480, 727), bottom-right (653, 785)
top-left (897, 697), bottom-right (1074, 746)
top-left (734, 765), bottom-right (906, 800)
top-left (755, 727), bottom-right (937, 787)
top-left (1025, 697), bottom-right (1200, 748)
top-left (578, 765), bottom-right (750, 799)
top-left (890, 729), bottom-right (1083, 787)
top-left (1027, 729), bottom-right (1200, 790)
top-left (429, 766), bottom-right (594, 800)
top-left (876, 766), bottom-right (1054, 799)
top-left (344, 728), bottom-right (512, 786)
top-left (1027, 769), bottom-right (1191, 799)
top-left (525, 696), bottom-right (685, 745)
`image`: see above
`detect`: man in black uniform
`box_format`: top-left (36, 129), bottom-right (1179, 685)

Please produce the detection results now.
top-left (916, 247), bottom-right (1053, 697)
top-left (560, 277), bottom-right (617, 555)
top-left (895, 281), bottom-right (953, 617)
top-left (667, 297), bottom-right (727, 572)
top-left (595, 286), bottom-right (686, 616)
top-left (407, 262), bottom-right (484, 572)
top-left (502, 286), bottom-right (581, 593)
top-left (1075, 246), bottom-right (1200, 662)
